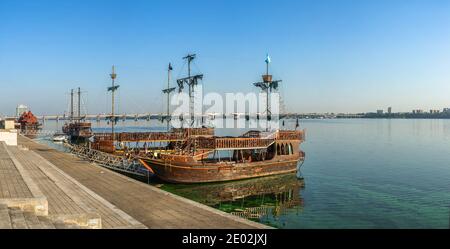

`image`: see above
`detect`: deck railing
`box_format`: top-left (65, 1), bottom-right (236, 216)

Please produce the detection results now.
top-left (171, 128), bottom-right (214, 136)
top-left (93, 128), bottom-right (214, 142)
top-left (195, 137), bottom-right (275, 150)
top-left (277, 130), bottom-right (305, 140)
top-left (93, 129), bottom-right (305, 147)
top-left (94, 132), bottom-right (186, 142)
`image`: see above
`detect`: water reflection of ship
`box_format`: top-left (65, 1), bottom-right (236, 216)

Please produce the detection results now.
top-left (229, 186), bottom-right (303, 220)
top-left (172, 173), bottom-right (305, 220)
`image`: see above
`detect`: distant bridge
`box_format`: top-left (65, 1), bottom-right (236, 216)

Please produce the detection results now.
top-left (4, 112), bottom-right (357, 121)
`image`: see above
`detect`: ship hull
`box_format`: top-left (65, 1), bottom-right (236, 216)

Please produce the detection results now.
top-left (140, 155), bottom-right (304, 183)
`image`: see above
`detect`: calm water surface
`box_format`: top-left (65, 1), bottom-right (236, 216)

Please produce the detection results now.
top-left (37, 118), bottom-right (450, 228)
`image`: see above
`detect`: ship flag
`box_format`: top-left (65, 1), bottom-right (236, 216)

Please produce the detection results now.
top-left (168, 63), bottom-right (173, 71)
top-left (265, 54), bottom-right (271, 64)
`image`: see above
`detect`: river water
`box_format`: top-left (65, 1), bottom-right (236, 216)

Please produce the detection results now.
top-left (36, 118), bottom-right (450, 228)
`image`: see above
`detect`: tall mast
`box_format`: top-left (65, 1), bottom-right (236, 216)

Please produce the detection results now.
top-left (77, 87), bottom-right (81, 121)
top-left (162, 63), bottom-right (175, 131)
top-left (265, 56), bottom-right (270, 121)
top-left (177, 54), bottom-right (203, 129)
top-left (265, 55), bottom-right (272, 122)
top-left (108, 66), bottom-right (119, 141)
top-left (168, 64), bottom-right (171, 129)
top-left (184, 54), bottom-right (195, 124)
top-left (70, 89), bottom-right (74, 122)
top-left (253, 54), bottom-right (282, 131)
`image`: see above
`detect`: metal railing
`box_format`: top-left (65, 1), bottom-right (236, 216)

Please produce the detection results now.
top-left (194, 137), bottom-right (276, 150)
top-left (65, 143), bottom-right (148, 177)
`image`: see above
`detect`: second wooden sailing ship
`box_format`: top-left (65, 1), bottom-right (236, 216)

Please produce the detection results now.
top-left (62, 88), bottom-right (93, 142)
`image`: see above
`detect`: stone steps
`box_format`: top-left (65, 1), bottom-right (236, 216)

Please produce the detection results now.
top-left (9, 207), bottom-right (29, 229)
top-left (0, 204), bottom-right (12, 228)
top-left (0, 204), bottom-right (86, 229)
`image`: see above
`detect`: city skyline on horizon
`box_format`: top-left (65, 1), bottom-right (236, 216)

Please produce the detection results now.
top-left (1, 0), bottom-right (450, 116)
top-left (5, 102), bottom-right (450, 117)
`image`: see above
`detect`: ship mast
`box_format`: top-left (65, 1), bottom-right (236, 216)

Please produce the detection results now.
top-left (77, 87), bottom-right (81, 122)
top-left (177, 54), bottom-right (203, 127)
top-left (162, 63), bottom-right (176, 131)
top-left (108, 66), bottom-right (119, 142)
top-left (253, 54), bottom-right (282, 131)
top-left (185, 54), bottom-right (195, 124)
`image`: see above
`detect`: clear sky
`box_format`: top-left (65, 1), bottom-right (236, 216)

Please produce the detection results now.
top-left (1, 0), bottom-right (450, 116)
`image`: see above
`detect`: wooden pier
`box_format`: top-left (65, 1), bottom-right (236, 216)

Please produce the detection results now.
top-left (0, 135), bottom-right (269, 229)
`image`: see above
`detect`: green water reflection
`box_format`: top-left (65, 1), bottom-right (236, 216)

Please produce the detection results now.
top-left (161, 173), bottom-right (305, 228)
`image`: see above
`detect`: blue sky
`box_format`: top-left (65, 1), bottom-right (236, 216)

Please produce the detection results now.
top-left (1, 0), bottom-right (450, 115)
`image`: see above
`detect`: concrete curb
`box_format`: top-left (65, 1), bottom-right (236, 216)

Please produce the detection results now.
top-left (0, 197), bottom-right (48, 217)
top-left (48, 213), bottom-right (102, 229)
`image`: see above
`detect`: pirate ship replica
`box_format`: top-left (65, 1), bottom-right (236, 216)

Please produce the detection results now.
top-left (91, 55), bottom-right (305, 183)
top-left (62, 88), bottom-right (92, 142)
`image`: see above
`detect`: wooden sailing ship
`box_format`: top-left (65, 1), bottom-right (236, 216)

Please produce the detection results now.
top-left (137, 129), bottom-right (305, 183)
top-left (90, 54), bottom-right (306, 183)
top-left (62, 88), bottom-right (92, 141)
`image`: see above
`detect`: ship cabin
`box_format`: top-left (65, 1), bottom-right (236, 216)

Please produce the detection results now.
top-left (62, 122), bottom-right (93, 139)
top-left (150, 129), bottom-right (306, 165)
top-left (91, 128), bottom-right (305, 164)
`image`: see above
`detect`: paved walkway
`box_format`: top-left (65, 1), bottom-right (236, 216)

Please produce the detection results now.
top-left (18, 135), bottom-right (268, 229)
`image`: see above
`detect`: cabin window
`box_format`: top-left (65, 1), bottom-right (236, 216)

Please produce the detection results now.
top-left (277, 144), bottom-right (281, 155)
top-left (289, 143), bottom-right (293, 155)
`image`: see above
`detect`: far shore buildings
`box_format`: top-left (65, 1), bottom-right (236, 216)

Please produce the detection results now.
top-left (410, 108), bottom-right (450, 114)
